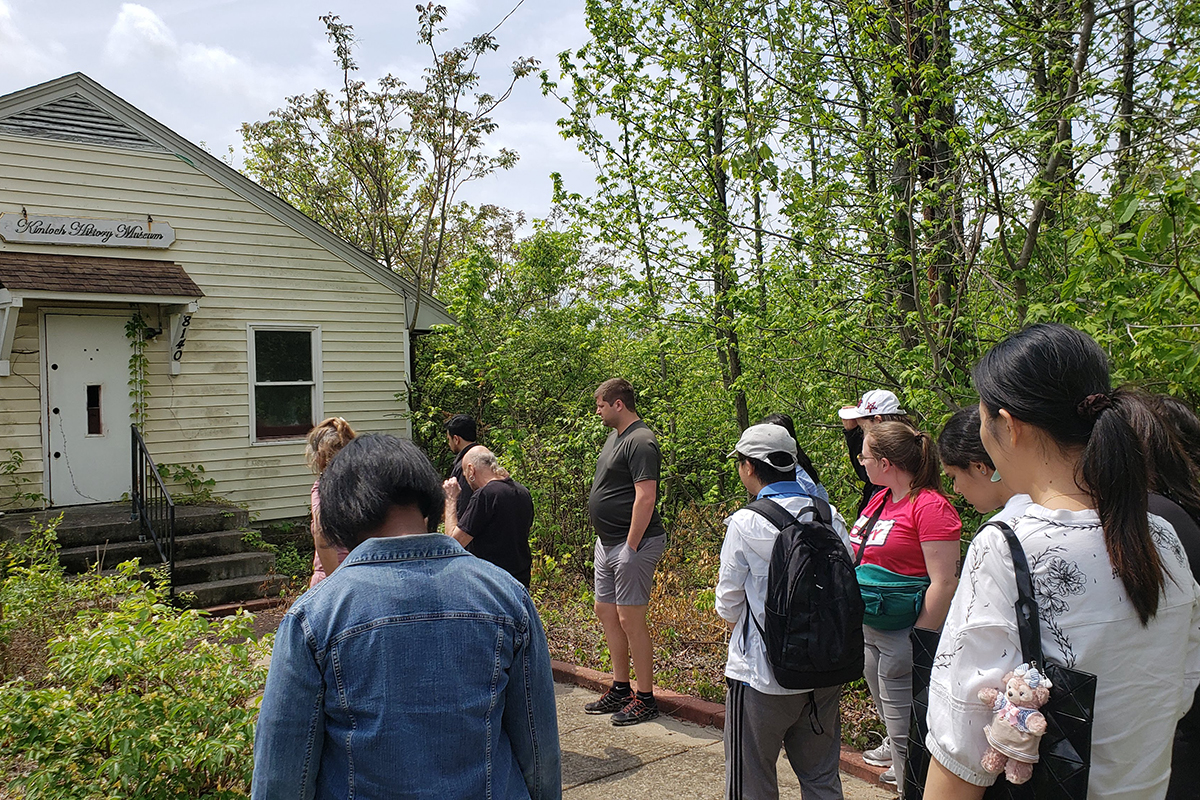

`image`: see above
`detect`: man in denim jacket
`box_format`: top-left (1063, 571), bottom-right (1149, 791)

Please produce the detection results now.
top-left (252, 434), bottom-right (561, 799)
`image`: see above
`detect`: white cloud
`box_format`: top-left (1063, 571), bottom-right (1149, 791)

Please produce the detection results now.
top-left (179, 42), bottom-right (241, 77)
top-left (179, 42), bottom-right (292, 107)
top-left (441, 0), bottom-right (482, 32)
top-left (104, 4), bottom-right (178, 64)
top-left (100, 4), bottom-right (321, 108)
top-left (0, 0), bottom-right (60, 79)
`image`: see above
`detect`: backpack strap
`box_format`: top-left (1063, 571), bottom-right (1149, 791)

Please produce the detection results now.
top-left (745, 497), bottom-right (801, 530)
top-left (745, 495), bottom-right (830, 529)
top-left (852, 500), bottom-right (887, 567)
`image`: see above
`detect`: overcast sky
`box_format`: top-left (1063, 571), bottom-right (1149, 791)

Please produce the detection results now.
top-left (0, 0), bottom-right (596, 220)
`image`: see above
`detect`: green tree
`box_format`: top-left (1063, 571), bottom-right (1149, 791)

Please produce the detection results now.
top-left (241, 6), bottom-right (537, 332)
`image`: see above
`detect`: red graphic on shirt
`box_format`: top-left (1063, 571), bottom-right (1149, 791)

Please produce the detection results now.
top-left (851, 490), bottom-right (962, 577)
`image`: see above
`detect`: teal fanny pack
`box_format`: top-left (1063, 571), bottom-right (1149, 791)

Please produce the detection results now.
top-left (855, 564), bottom-right (930, 630)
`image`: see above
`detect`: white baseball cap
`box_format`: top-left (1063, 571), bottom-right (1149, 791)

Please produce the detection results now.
top-left (838, 389), bottom-right (905, 420)
top-left (727, 424), bottom-right (798, 470)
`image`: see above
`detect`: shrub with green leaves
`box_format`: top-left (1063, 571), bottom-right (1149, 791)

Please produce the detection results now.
top-left (155, 462), bottom-right (218, 505)
top-left (0, 517), bottom-right (270, 798)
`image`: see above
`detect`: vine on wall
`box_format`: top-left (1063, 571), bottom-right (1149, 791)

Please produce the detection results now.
top-left (125, 313), bottom-right (150, 428)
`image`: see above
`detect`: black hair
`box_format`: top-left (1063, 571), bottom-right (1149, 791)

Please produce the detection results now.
top-left (759, 412), bottom-right (822, 485)
top-left (737, 452), bottom-right (796, 486)
top-left (317, 434), bottom-right (445, 550)
top-left (443, 414), bottom-right (477, 442)
top-left (1148, 395), bottom-right (1200, 462)
top-left (974, 322), bottom-right (1163, 624)
top-left (938, 407), bottom-right (994, 471)
top-left (1127, 392), bottom-right (1200, 526)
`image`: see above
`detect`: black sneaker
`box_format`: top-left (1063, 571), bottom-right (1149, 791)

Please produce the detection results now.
top-left (611, 696), bottom-right (659, 726)
top-left (584, 687), bottom-right (632, 715)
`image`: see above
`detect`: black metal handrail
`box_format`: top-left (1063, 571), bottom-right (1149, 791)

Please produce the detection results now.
top-left (130, 424), bottom-right (176, 597)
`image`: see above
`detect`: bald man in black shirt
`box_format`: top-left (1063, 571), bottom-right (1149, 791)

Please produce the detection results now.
top-left (443, 447), bottom-right (534, 588)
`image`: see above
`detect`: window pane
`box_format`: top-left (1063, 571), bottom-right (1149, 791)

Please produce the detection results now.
top-left (86, 385), bottom-right (102, 435)
top-left (255, 330), bottom-right (313, 382)
top-left (255, 384), bottom-right (313, 439)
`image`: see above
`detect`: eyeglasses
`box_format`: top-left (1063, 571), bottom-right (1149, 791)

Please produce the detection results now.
top-left (857, 454), bottom-right (879, 465)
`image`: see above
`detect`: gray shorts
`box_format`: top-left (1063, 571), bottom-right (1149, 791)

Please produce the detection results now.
top-left (593, 534), bottom-right (666, 606)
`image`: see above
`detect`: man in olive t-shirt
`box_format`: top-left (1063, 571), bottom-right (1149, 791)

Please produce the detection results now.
top-left (584, 378), bottom-right (667, 727)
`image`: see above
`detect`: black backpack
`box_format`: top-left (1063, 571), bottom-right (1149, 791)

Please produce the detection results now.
top-left (741, 497), bottom-right (865, 689)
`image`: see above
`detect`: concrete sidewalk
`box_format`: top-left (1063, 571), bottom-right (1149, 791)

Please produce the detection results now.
top-left (557, 683), bottom-right (897, 799)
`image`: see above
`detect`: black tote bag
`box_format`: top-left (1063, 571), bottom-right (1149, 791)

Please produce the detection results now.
top-left (903, 522), bottom-right (1095, 800)
top-left (903, 625), bottom-right (942, 796)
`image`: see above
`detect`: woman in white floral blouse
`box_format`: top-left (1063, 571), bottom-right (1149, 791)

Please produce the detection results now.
top-left (924, 323), bottom-right (1200, 799)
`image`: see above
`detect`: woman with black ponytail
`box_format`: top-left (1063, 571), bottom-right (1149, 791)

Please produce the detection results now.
top-left (924, 324), bottom-right (1200, 799)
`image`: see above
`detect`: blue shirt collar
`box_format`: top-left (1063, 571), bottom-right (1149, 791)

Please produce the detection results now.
top-left (756, 480), bottom-right (808, 500)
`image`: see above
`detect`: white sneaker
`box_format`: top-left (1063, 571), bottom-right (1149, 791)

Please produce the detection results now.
top-left (879, 766), bottom-right (898, 787)
top-left (863, 740), bottom-right (893, 767)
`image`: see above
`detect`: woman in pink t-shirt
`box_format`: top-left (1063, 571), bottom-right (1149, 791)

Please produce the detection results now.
top-left (849, 421), bottom-right (962, 789)
top-left (306, 417), bottom-right (356, 589)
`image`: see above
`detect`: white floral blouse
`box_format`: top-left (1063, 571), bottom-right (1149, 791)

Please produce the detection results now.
top-left (925, 504), bottom-right (1200, 799)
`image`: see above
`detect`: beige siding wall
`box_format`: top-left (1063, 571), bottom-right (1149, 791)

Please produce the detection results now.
top-left (0, 303), bottom-right (44, 505)
top-left (0, 134), bottom-right (412, 519)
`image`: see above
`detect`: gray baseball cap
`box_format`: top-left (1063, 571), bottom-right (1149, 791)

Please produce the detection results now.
top-left (728, 424), bottom-right (798, 470)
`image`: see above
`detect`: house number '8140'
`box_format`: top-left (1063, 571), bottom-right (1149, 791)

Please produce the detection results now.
top-left (173, 314), bottom-right (191, 361)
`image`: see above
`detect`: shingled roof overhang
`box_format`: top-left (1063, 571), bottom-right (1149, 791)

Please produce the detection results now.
top-left (0, 251), bottom-right (203, 376)
top-left (0, 250), bottom-right (204, 302)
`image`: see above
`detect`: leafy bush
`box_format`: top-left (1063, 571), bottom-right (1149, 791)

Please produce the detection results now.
top-left (272, 541), bottom-right (311, 586)
top-left (240, 529), bottom-right (310, 593)
top-left (155, 463), bottom-right (218, 505)
top-left (0, 516), bottom-right (270, 798)
top-left (1, 449), bottom-right (47, 510)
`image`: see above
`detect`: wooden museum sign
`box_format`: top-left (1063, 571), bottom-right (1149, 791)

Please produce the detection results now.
top-left (0, 213), bottom-right (176, 249)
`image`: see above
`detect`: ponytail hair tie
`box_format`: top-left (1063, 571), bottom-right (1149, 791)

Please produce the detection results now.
top-left (1077, 393), bottom-right (1112, 419)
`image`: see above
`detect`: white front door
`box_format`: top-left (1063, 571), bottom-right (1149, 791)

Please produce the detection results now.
top-left (44, 314), bottom-right (133, 505)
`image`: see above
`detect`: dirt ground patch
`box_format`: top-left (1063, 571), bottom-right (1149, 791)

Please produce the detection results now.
top-left (248, 600), bottom-right (292, 639)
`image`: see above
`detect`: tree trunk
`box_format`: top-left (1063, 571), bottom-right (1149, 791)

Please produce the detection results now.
top-left (886, 0), bottom-right (918, 349)
top-left (1116, 1), bottom-right (1137, 196)
top-left (1014, 0), bottom-right (1098, 278)
top-left (704, 40), bottom-right (749, 431)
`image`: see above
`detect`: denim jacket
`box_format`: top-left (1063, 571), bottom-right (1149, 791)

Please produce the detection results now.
top-left (252, 534), bottom-right (561, 799)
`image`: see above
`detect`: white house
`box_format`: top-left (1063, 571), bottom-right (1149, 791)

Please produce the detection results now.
top-left (0, 73), bottom-right (453, 521)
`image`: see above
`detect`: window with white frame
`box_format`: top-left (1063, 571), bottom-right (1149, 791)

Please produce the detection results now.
top-left (249, 325), bottom-right (320, 441)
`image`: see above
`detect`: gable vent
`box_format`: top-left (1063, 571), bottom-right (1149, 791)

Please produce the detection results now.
top-left (0, 94), bottom-right (167, 152)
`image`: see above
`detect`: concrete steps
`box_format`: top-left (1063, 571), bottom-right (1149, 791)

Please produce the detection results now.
top-left (1, 504), bottom-right (249, 546)
top-left (174, 573), bottom-right (289, 608)
top-left (173, 551), bottom-right (276, 585)
top-left (58, 529), bottom-right (254, 573)
top-left (0, 502), bottom-right (285, 608)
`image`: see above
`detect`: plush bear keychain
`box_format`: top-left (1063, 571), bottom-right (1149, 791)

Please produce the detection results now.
top-left (978, 662), bottom-right (1052, 784)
